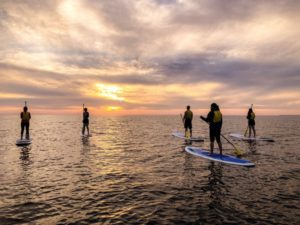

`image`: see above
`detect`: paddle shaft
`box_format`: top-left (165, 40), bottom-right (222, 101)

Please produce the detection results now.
top-left (221, 134), bottom-right (239, 151)
top-left (180, 114), bottom-right (184, 125)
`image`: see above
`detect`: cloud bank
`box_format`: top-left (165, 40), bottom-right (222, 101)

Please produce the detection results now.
top-left (0, 0), bottom-right (299, 115)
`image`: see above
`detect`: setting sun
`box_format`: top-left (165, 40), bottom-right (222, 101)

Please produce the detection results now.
top-left (96, 84), bottom-right (125, 101)
top-left (106, 106), bottom-right (123, 111)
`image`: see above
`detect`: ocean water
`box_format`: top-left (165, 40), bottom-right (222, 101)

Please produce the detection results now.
top-left (0, 115), bottom-right (299, 225)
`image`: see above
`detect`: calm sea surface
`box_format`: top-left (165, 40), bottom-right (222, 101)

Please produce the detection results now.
top-left (0, 115), bottom-right (299, 225)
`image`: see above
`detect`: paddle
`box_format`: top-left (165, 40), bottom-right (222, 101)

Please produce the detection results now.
top-left (244, 104), bottom-right (253, 137)
top-left (220, 134), bottom-right (243, 156)
top-left (200, 117), bottom-right (243, 156)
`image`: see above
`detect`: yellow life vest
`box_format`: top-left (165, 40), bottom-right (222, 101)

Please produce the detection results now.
top-left (250, 112), bottom-right (255, 120)
top-left (22, 112), bottom-right (30, 121)
top-left (185, 110), bottom-right (193, 120)
top-left (213, 110), bottom-right (222, 123)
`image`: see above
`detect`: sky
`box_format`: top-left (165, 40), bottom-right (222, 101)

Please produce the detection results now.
top-left (0, 0), bottom-right (299, 115)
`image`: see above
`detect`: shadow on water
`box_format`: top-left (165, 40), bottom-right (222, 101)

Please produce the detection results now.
top-left (248, 140), bottom-right (257, 153)
top-left (81, 136), bottom-right (90, 147)
top-left (19, 146), bottom-right (31, 164)
top-left (202, 162), bottom-right (227, 210)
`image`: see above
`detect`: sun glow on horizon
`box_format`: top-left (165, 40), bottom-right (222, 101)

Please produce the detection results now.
top-left (96, 84), bottom-right (125, 101)
top-left (105, 106), bottom-right (123, 111)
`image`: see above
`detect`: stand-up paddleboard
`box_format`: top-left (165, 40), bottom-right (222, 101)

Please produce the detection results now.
top-left (81, 134), bottom-right (92, 138)
top-left (230, 133), bottom-right (274, 142)
top-left (185, 146), bottom-right (255, 167)
top-left (16, 139), bottom-right (32, 146)
top-left (172, 131), bottom-right (204, 141)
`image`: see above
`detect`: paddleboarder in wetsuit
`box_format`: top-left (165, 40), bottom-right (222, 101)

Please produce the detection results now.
top-left (82, 108), bottom-right (90, 135)
top-left (247, 108), bottom-right (256, 137)
top-left (20, 106), bottom-right (31, 140)
top-left (182, 105), bottom-right (193, 137)
top-left (200, 103), bottom-right (223, 155)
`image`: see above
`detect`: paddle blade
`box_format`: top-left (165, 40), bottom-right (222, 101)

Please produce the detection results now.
top-left (185, 130), bottom-right (190, 139)
top-left (234, 148), bottom-right (243, 156)
top-left (186, 132), bottom-right (190, 139)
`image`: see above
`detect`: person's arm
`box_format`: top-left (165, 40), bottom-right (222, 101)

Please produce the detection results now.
top-left (29, 113), bottom-right (31, 120)
top-left (191, 111), bottom-right (193, 120)
top-left (201, 112), bottom-right (213, 123)
top-left (200, 114), bottom-right (208, 123)
top-left (20, 112), bottom-right (23, 119)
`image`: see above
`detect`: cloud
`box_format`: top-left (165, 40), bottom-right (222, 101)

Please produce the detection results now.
top-left (0, 0), bottom-right (299, 114)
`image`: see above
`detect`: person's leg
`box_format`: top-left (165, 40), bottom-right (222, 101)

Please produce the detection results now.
top-left (82, 124), bottom-right (85, 135)
top-left (210, 142), bottom-right (214, 154)
top-left (25, 123), bottom-right (30, 139)
top-left (209, 129), bottom-right (214, 154)
top-left (217, 141), bottom-right (222, 156)
top-left (249, 125), bottom-right (252, 137)
top-left (216, 130), bottom-right (222, 155)
top-left (184, 122), bottom-right (188, 137)
top-left (87, 124), bottom-right (89, 135)
top-left (253, 125), bottom-right (256, 137)
top-left (21, 122), bottom-right (24, 139)
top-left (190, 122), bottom-right (192, 137)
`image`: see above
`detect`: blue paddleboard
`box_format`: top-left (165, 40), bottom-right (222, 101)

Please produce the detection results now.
top-left (185, 146), bottom-right (255, 167)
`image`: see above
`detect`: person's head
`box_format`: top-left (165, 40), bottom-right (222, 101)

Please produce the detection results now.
top-left (23, 106), bottom-right (28, 112)
top-left (187, 105), bottom-right (190, 110)
top-left (84, 108), bottom-right (88, 112)
top-left (210, 103), bottom-right (219, 111)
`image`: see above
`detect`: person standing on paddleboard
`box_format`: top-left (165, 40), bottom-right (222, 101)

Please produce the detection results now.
top-left (182, 105), bottom-right (193, 138)
top-left (82, 107), bottom-right (90, 136)
top-left (247, 108), bottom-right (256, 137)
top-left (200, 103), bottom-right (223, 155)
top-left (20, 106), bottom-right (31, 140)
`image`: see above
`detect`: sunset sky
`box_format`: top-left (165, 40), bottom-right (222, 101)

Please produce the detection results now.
top-left (0, 0), bottom-right (299, 115)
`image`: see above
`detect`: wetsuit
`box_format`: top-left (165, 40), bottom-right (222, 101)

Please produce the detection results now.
top-left (83, 111), bottom-right (89, 125)
top-left (247, 112), bottom-right (255, 126)
top-left (203, 110), bottom-right (222, 142)
top-left (82, 111), bottom-right (89, 135)
top-left (20, 111), bottom-right (31, 139)
top-left (183, 110), bottom-right (193, 130)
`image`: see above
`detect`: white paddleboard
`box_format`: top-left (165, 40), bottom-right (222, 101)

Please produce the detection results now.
top-left (185, 146), bottom-right (255, 167)
top-left (230, 133), bottom-right (274, 142)
top-left (172, 131), bottom-right (204, 141)
top-left (16, 139), bottom-right (32, 146)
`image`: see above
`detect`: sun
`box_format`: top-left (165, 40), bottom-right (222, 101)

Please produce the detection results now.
top-left (96, 84), bottom-right (125, 101)
top-left (106, 106), bottom-right (123, 111)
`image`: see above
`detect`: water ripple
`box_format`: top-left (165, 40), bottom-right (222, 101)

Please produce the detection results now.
top-left (0, 115), bottom-right (299, 224)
